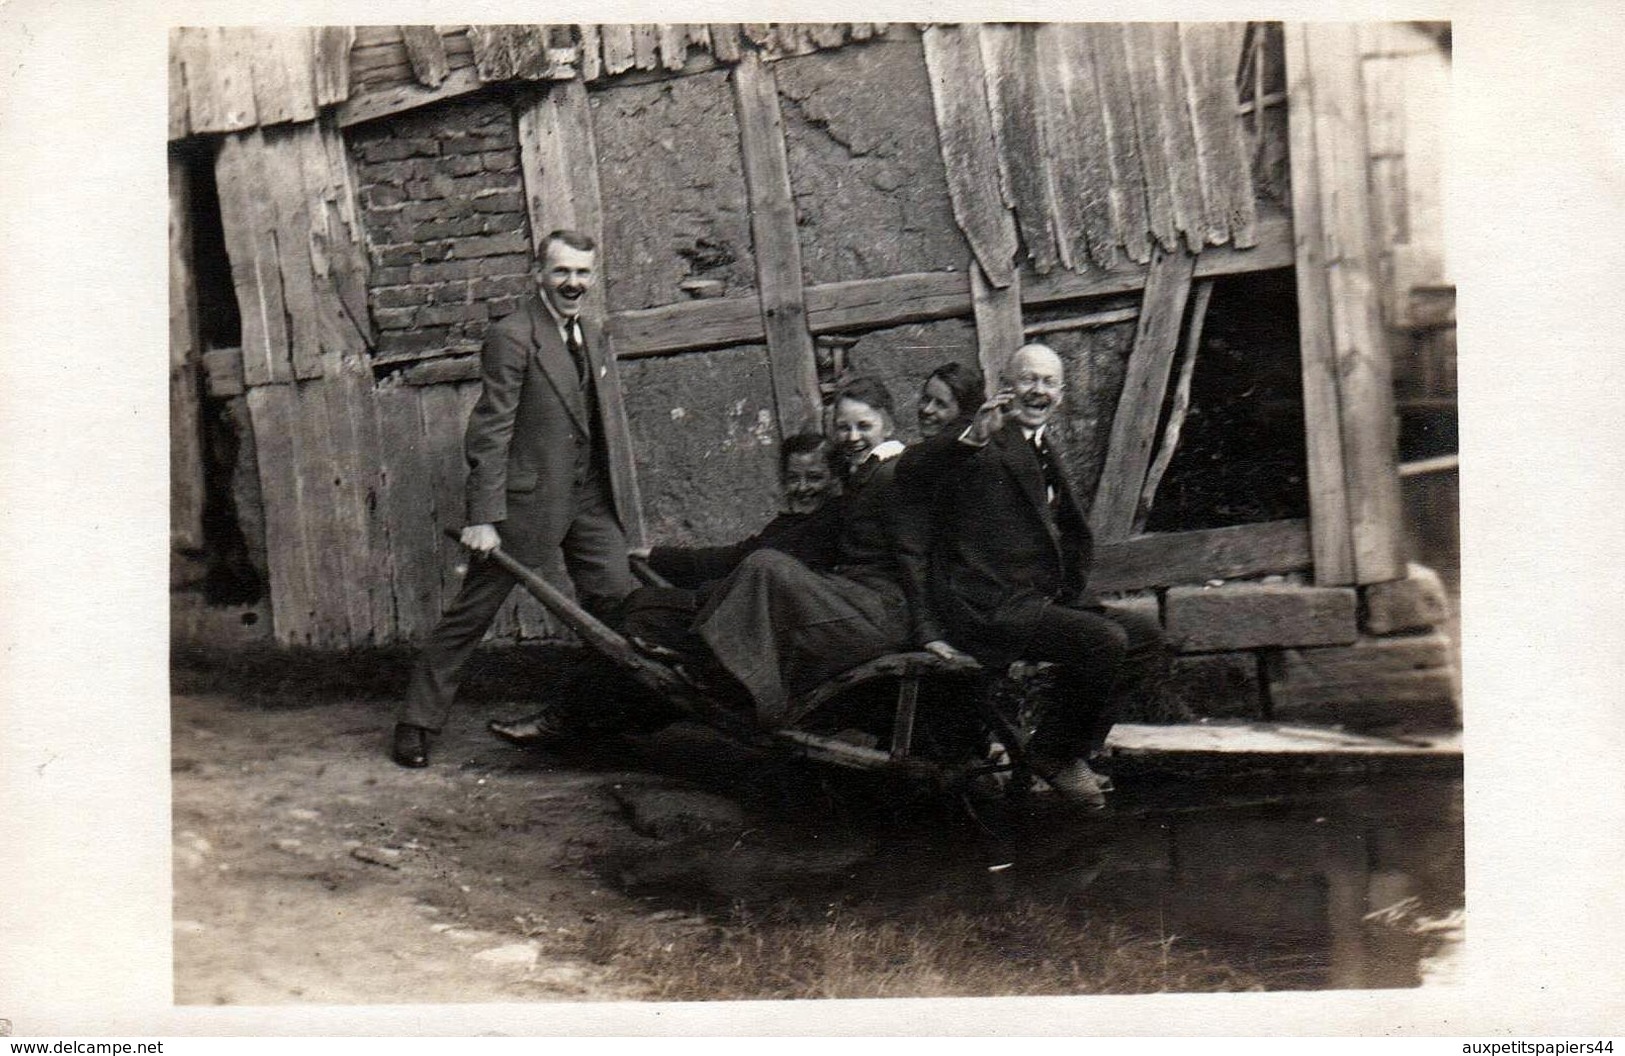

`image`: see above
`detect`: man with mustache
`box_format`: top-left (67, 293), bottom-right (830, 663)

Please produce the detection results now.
top-left (390, 230), bottom-right (639, 768)
top-left (896, 343), bottom-right (1166, 808)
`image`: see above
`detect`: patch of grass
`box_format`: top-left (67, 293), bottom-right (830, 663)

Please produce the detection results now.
top-left (564, 900), bottom-right (1267, 1001)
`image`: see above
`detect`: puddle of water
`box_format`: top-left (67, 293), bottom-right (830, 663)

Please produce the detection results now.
top-left (619, 771), bottom-right (1464, 992)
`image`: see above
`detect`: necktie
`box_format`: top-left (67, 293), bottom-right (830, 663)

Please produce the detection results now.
top-left (1034, 433), bottom-right (1063, 509)
top-left (565, 321), bottom-right (588, 388)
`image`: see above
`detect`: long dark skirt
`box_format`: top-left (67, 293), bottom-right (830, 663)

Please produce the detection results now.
top-left (694, 549), bottom-right (910, 728)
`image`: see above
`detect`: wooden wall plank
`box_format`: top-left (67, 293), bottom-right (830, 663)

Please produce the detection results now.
top-left (1147, 22), bottom-right (1206, 253)
top-left (311, 118), bottom-right (376, 356)
top-left (469, 25), bottom-right (516, 80)
top-left (685, 24), bottom-right (714, 52)
top-left (733, 52), bottom-right (823, 435)
top-left (248, 27), bottom-right (316, 127)
top-left (1180, 21), bottom-right (1259, 248)
top-left (709, 24), bottom-right (742, 63)
top-left (923, 24), bottom-right (1019, 288)
top-left (1121, 23), bottom-right (1181, 255)
top-left (658, 24), bottom-right (689, 70)
top-left (179, 27), bottom-right (254, 133)
top-left (601, 25), bottom-right (637, 75)
top-left (980, 24), bottom-right (1057, 274)
top-left (374, 384), bottom-right (439, 640)
top-left (260, 128), bottom-right (325, 381)
top-left (1090, 519), bottom-right (1312, 594)
top-left (401, 25), bottom-right (451, 87)
top-left (168, 32), bottom-right (191, 140)
top-left (509, 25), bottom-right (557, 80)
top-left (632, 25), bottom-right (661, 70)
top-left (419, 383), bottom-right (475, 615)
top-left (246, 384), bottom-right (319, 643)
top-left (1299, 24), bottom-right (1405, 584)
top-left (1284, 23), bottom-right (1357, 585)
top-left (1089, 246), bottom-right (1198, 542)
top-left (1136, 278), bottom-right (1214, 532)
top-left (1086, 22), bottom-right (1153, 264)
top-left (170, 154), bottom-right (206, 552)
top-left (578, 24), bottom-right (603, 81)
top-left (1035, 24), bottom-right (1114, 270)
top-left (327, 366), bottom-right (395, 643)
top-left (313, 25), bottom-right (356, 106)
top-left (215, 131), bottom-right (292, 387)
top-left (971, 262), bottom-right (1023, 395)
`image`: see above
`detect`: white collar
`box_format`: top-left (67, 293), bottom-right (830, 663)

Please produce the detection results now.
top-left (865, 439), bottom-right (907, 463)
top-left (1020, 425), bottom-right (1046, 444)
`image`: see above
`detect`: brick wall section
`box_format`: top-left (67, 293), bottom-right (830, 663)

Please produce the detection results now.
top-left (348, 96), bottom-right (535, 363)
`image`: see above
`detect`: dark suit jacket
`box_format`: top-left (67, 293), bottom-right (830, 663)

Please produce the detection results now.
top-left (895, 422), bottom-right (1095, 659)
top-left (462, 296), bottom-right (639, 544)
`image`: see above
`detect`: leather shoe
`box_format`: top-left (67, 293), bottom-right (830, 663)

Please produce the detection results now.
top-left (488, 711), bottom-right (570, 749)
top-left (1043, 758), bottom-right (1109, 810)
top-left (392, 723), bottom-right (430, 768)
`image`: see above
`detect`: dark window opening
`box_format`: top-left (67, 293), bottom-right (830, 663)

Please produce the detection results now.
top-left (1142, 267), bottom-right (1310, 533)
top-left (175, 142), bottom-right (263, 606)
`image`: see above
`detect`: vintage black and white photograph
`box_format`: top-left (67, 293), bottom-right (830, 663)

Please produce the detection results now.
top-left (157, 20), bottom-right (1473, 1007)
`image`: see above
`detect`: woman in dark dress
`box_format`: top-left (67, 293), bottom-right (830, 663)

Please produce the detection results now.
top-left (693, 377), bottom-right (918, 728)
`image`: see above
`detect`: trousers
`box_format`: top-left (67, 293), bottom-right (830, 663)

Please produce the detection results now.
top-left (397, 469), bottom-right (634, 732)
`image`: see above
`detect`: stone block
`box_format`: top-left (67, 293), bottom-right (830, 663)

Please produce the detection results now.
top-left (1169, 652), bottom-right (1263, 719)
top-left (1362, 562), bottom-right (1451, 635)
top-left (1265, 630), bottom-right (1459, 728)
top-left (1165, 582), bottom-right (1358, 652)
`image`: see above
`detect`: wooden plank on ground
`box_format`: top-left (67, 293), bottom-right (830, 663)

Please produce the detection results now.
top-left (970, 261), bottom-right (1023, 393)
top-left (1284, 23), bottom-right (1357, 585)
top-left (400, 25), bottom-right (450, 87)
top-left (170, 154), bottom-right (205, 551)
top-left (1086, 22), bottom-right (1153, 264)
top-left (980, 24), bottom-right (1056, 273)
top-left (215, 131), bottom-right (292, 387)
top-left (1089, 518), bottom-right (1312, 593)
top-left (1179, 21), bottom-right (1258, 248)
top-left (923, 25), bottom-right (1018, 288)
top-left (1090, 246), bottom-right (1198, 541)
top-left (733, 52), bottom-right (822, 435)
top-left (313, 26), bottom-right (355, 106)
top-left (601, 25), bottom-right (637, 74)
top-left (246, 384), bottom-right (318, 644)
top-left (1121, 22), bottom-right (1181, 254)
top-left (1299, 23), bottom-right (1404, 584)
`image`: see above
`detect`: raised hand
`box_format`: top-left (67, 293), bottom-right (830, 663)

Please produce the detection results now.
top-left (961, 390), bottom-right (1016, 447)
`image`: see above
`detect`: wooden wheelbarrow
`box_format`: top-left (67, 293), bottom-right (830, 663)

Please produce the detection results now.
top-left (449, 530), bottom-right (1055, 793)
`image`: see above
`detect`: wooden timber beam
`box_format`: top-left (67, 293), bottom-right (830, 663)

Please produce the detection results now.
top-left (1089, 246), bottom-right (1198, 542)
top-left (1088, 518), bottom-right (1312, 594)
top-left (169, 153), bottom-right (206, 553)
top-left (732, 51), bottom-right (822, 435)
top-left (606, 207), bottom-right (1293, 359)
top-left (1285, 24), bottom-right (1404, 586)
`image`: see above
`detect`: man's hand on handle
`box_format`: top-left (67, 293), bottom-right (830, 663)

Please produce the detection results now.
top-left (922, 639), bottom-right (972, 663)
top-left (461, 523), bottom-right (501, 553)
